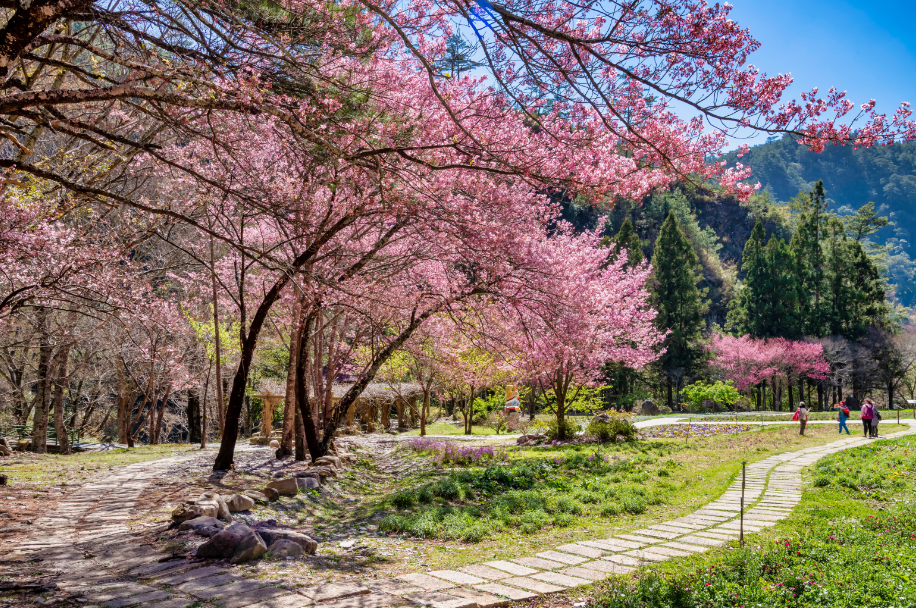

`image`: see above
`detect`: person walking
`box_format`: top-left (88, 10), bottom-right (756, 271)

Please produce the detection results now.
top-left (796, 401), bottom-right (809, 436)
top-left (836, 401), bottom-right (850, 435)
top-left (865, 398), bottom-right (880, 437)
top-left (860, 399), bottom-right (874, 437)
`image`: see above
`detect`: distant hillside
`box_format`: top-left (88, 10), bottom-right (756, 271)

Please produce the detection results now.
top-left (722, 136), bottom-right (916, 307)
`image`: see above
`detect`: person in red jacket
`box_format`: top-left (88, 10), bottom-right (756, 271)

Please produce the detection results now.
top-left (860, 400), bottom-right (874, 438)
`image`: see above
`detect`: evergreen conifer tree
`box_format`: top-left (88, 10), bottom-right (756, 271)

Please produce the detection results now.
top-left (727, 221), bottom-right (767, 336)
top-left (611, 217), bottom-right (644, 267)
top-left (789, 180), bottom-right (831, 336)
top-left (650, 212), bottom-right (707, 407)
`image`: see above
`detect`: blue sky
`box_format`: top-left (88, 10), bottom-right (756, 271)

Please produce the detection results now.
top-left (724, 0), bottom-right (916, 148)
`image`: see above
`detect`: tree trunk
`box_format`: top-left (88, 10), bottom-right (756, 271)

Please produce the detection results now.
top-left (817, 383), bottom-right (824, 411)
top-left (30, 324), bottom-right (52, 454)
top-left (294, 395), bottom-right (307, 461)
top-left (666, 380), bottom-right (673, 409)
top-left (52, 344), bottom-right (72, 455)
top-left (278, 314), bottom-right (302, 459)
top-left (420, 389), bottom-right (430, 436)
top-left (788, 381), bottom-right (795, 410)
top-left (888, 380), bottom-right (894, 412)
top-left (188, 388), bottom-right (201, 444)
top-left (116, 363), bottom-right (131, 445)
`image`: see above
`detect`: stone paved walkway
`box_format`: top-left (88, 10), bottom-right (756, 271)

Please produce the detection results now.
top-left (12, 422), bottom-right (916, 608)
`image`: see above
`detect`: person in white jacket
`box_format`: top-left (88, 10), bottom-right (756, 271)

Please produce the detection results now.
top-left (796, 402), bottom-right (809, 436)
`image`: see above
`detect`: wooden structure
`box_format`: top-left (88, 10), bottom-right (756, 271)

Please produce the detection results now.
top-left (332, 382), bottom-right (425, 432)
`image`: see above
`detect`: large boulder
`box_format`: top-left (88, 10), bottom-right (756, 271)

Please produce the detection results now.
top-left (267, 539), bottom-right (305, 559)
top-left (232, 529), bottom-right (268, 564)
top-left (263, 487), bottom-right (280, 501)
top-left (171, 501), bottom-right (218, 524)
top-left (641, 399), bottom-right (659, 416)
top-left (311, 465), bottom-right (337, 478)
top-left (269, 440), bottom-right (280, 449)
top-left (266, 478), bottom-right (298, 496)
top-left (196, 524), bottom-right (267, 564)
top-left (225, 494), bottom-right (255, 512)
top-left (313, 455), bottom-right (342, 469)
top-left (247, 491), bottom-right (270, 504)
top-left (258, 529), bottom-right (318, 555)
top-left (178, 516), bottom-right (224, 533)
top-left (296, 477), bottom-right (320, 491)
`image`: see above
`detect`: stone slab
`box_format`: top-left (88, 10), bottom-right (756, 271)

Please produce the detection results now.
top-left (192, 580), bottom-right (265, 600)
top-left (176, 573), bottom-right (240, 594)
top-left (661, 542), bottom-right (708, 553)
top-left (447, 588), bottom-right (509, 607)
top-left (556, 544), bottom-right (605, 558)
top-left (577, 560), bottom-right (633, 574)
top-left (557, 566), bottom-right (608, 581)
top-left (458, 565), bottom-right (511, 581)
top-left (245, 594), bottom-right (315, 608)
top-left (483, 561), bottom-right (538, 576)
top-left (579, 540), bottom-right (634, 552)
top-left (600, 538), bottom-right (644, 549)
top-left (104, 590), bottom-right (173, 608)
top-left (602, 554), bottom-right (642, 567)
top-left (535, 550), bottom-right (588, 565)
top-left (631, 529), bottom-right (680, 540)
top-left (397, 573), bottom-right (456, 592)
top-left (301, 582), bottom-right (371, 601)
top-left (319, 593), bottom-right (408, 608)
top-left (641, 545), bottom-right (692, 557)
top-left (427, 570), bottom-right (486, 586)
top-left (500, 576), bottom-right (565, 594)
top-left (615, 534), bottom-right (661, 545)
top-left (403, 591), bottom-right (476, 608)
top-left (622, 550), bottom-right (670, 562)
top-left (678, 535), bottom-right (726, 546)
top-left (370, 580), bottom-right (426, 595)
top-left (223, 586), bottom-right (291, 608)
top-left (156, 565), bottom-right (227, 585)
top-left (512, 557), bottom-right (565, 570)
top-left (531, 571), bottom-right (591, 587)
top-left (473, 584), bottom-right (537, 601)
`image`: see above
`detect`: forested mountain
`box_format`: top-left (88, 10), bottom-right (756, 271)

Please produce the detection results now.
top-left (562, 138), bottom-right (916, 316)
top-left (723, 137), bottom-right (916, 306)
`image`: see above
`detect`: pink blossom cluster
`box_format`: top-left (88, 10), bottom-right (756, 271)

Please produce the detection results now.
top-left (707, 334), bottom-right (830, 390)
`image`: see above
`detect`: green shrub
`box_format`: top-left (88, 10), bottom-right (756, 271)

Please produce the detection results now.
top-left (587, 417), bottom-right (638, 443)
top-left (545, 418), bottom-right (580, 441)
top-left (392, 490), bottom-right (415, 509)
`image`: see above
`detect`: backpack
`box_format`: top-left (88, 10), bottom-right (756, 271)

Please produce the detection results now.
top-left (792, 409), bottom-right (800, 421)
top-left (842, 407), bottom-right (850, 416)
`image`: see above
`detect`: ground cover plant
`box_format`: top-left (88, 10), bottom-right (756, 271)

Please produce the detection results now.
top-left (813, 435), bottom-right (916, 499)
top-left (380, 442), bottom-right (676, 541)
top-left (586, 434), bottom-right (916, 608)
top-left (593, 508), bottom-right (916, 608)
top-left (638, 423), bottom-right (756, 439)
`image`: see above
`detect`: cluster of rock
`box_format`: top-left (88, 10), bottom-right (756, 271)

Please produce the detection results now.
top-left (516, 433), bottom-right (547, 446)
top-left (183, 519), bottom-right (318, 563)
top-left (0, 438), bottom-right (12, 457)
top-left (249, 431), bottom-right (283, 446)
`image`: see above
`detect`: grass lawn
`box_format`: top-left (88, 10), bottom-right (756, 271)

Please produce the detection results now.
top-left (348, 422), bottom-right (908, 573)
top-left (583, 432), bottom-right (916, 608)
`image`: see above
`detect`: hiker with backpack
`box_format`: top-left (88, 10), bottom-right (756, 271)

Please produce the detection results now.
top-left (860, 399), bottom-right (875, 437)
top-left (835, 401), bottom-right (850, 435)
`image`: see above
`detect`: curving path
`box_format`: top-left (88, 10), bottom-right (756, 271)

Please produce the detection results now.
top-left (13, 422), bottom-right (916, 608)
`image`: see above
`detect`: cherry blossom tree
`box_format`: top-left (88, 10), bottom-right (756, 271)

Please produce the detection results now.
top-left (708, 334), bottom-right (829, 410)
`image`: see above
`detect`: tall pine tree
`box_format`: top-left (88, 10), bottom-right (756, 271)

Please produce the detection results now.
top-left (611, 217), bottom-right (644, 267)
top-left (651, 212), bottom-right (707, 407)
top-left (789, 180), bottom-right (831, 336)
top-left (728, 221), bottom-right (803, 338)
